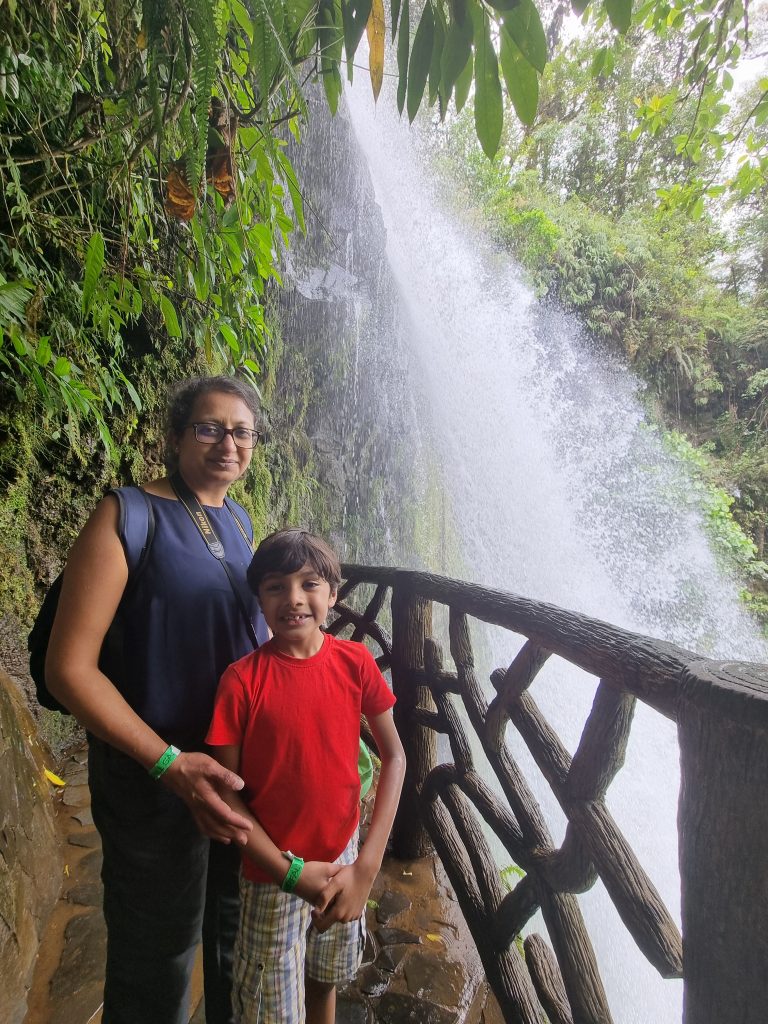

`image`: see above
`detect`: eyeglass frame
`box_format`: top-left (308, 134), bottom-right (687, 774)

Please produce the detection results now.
top-left (187, 421), bottom-right (262, 449)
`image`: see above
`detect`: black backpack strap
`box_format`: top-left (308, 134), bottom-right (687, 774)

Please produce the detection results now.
top-left (109, 486), bottom-right (155, 588)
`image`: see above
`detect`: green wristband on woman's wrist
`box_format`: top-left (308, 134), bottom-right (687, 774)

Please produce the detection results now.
top-left (281, 852), bottom-right (305, 893)
top-left (148, 745), bottom-right (180, 779)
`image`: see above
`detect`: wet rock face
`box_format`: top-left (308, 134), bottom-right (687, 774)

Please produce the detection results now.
top-left (0, 670), bottom-right (61, 1024)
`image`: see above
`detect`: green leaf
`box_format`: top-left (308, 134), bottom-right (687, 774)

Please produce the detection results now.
top-left (397, 0), bottom-right (410, 115)
top-left (441, 14), bottom-right (473, 104)
top-left (590, 44), bottom-right (614, 77)
top-left (391, 0), bottom-right (402, 40)
top-left (35, 336), bottom-right (52, 366)
top-left (53, 357), bottom-right (71, 378)
top-left (499, 27), bottom-right (539, 126)
top-left (501, 0), bottom-right (547, 73)
top-left (159, 294), bottom-right (182, 338)
top-left (407, 3), bottom-right (435, 122)
top-left (318, 0), bottom-right (344, 114)
top-left (474, 11), bottom-right (502, 157)
top-left (342, 0), bottom-right (373, 80)
top-left (276, 150), bottom-right (306, 234)
top-left (605, 0), bottom-right (633, 33)
top-left (82, 231), bottom-right (105, 314)
top-left (429, 6), bottom-right (445, 106)
top-left (0, 279), bottom-right (33, 323)
top-left (218, 322), bottom-right (240, 355)
top-left (454, 50), bottom-right (473, 113)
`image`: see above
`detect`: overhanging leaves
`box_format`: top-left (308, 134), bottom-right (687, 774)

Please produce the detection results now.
top-left (397, 0), bottom-right (410, 115)
top-left (82, 232), bottom-right (105, 315)
top-left (474, 10), bottom-right (503, 156)
top-left (605, 0), bottom-right (633, 34)
top-left (499, 26), bottom-right (539, 125)
top-left (502, 0), bottom-right (547, 73)
top-left (407, 2), bottom-right (435, 122)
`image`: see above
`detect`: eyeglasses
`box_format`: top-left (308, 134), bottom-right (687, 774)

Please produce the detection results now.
top-left (188, 422), bottom-right (261, 449)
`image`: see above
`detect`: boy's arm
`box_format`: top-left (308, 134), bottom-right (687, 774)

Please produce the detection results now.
top-left (211, 744), bottom-right (340, 903)
top-left (312, 709), bottom-right (406, 932)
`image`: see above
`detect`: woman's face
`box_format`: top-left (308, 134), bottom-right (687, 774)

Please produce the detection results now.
top-left (173, 390), bottom-right (256, 499)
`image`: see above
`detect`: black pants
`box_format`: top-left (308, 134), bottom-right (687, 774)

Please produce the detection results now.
top-left (88, 738), bottom-right (240, 1024)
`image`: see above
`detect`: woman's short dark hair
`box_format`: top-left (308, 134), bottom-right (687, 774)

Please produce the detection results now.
top-left (247, 529), bottom-right (342, 594)
top-left (164, 375), bottom-right (261, 470)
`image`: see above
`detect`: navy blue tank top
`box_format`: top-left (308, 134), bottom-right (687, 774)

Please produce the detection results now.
top-left (102, 492), bottom-right (268, 749)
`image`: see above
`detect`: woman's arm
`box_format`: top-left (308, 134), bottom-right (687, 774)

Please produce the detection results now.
top-left (312, 709), bottom-right (406, 930)
top-left (45, 494), bottom-right (253, 845)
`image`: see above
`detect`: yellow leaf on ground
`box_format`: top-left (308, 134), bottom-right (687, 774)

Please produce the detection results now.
top-left (366, 0), bottom-right (385, 102)
top-left (426, 933), bottom-right (442, 942)
top-left (45, 768), bottom-right (66, 786)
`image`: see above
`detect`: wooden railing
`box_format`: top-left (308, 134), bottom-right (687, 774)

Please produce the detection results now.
top-left (331, 565), bottom-right (768, 1024)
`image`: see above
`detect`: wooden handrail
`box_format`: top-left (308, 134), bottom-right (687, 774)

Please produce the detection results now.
top-left (335, 564), bottom-right (768, 1024)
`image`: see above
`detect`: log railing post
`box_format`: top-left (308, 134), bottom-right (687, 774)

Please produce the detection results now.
top-left (678, 661), bottom-right (768, 1024)
top-left (390, 579), bottom-right (436, 858)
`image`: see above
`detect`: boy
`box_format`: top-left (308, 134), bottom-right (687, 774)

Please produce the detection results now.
top-left (206, 529), bottom-right (406, 1024)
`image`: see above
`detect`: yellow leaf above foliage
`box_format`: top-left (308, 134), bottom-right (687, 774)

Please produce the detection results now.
top-left (366, 0), bottom-right (385, 102)
top-left (45, 768), bottom-right (66, 786)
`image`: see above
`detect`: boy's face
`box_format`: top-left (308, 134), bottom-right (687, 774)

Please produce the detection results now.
top-left (257, 562), bottom-right (337, 642)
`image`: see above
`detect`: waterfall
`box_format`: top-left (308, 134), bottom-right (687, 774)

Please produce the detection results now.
top-left (282, 76), bottom-right (767, 1024)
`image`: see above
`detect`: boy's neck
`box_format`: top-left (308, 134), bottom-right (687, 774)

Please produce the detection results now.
top-left (271, 629), bottom-right (326, 660)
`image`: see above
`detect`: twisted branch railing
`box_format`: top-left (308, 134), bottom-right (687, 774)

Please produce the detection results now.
top-left (329, 565), bottom-right (768, 1024)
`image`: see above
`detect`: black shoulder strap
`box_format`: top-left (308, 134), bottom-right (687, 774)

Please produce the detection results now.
top-left (109, 486), bottom-right (156, 593)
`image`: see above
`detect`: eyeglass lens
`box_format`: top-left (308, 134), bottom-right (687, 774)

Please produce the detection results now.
top-left (192, 423), bottom-right (259, 448)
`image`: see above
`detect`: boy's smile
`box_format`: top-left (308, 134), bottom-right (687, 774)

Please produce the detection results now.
top-left (258, 563), bottom-right (337, 658)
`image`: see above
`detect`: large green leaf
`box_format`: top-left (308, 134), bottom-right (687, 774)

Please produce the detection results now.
top-left (499, 26), bottom-right (539, 125)
top-left (407, 3), bottom-right (435, 122)
top-left (392, 0), bottom-right (402, 40)
top-left (454, 51), bottom-right (473, 113)
top-left (429, 6), bottom-right (445, 107)
top-left (159, 294), bottom-right (182, 338)
top-left (604, 0), bottom-right (632, 33)
top-left (397, 0), bottom-right (410, 115)
top-left (82, 231), bottom-right (105, 315)
top-left (318, 0), bottom-right (344, 113)
top-left (440, 14), bottom-right (473, 106)
top-left (474, 11), bottom-right (502, 157)
top-left (501, 0), bottom-right (547, 73)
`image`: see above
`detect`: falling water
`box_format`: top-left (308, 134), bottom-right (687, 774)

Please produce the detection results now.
top-left (338, 76), bottom-right (767, 1024)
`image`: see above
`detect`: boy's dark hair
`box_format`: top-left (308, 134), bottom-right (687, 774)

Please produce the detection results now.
top-left (247, 529), bottom-right (342, 593)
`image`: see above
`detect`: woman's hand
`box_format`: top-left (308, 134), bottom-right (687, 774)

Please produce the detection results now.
top-left (162, 751), bottom-right (254, 845)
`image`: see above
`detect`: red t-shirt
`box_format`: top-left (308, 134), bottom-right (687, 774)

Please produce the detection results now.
top-left (206, 633), bottom-right (396, 882)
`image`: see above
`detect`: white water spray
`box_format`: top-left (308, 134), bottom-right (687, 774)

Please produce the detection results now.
top-left (345, 76), bottom-right (767, 1024)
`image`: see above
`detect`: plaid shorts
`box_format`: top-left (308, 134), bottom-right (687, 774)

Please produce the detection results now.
top-left (232, 833), bottom-right (366, 1024)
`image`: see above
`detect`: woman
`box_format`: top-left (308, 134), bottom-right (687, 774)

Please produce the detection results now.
top-left (46, 375), bottom-right (270, 1024)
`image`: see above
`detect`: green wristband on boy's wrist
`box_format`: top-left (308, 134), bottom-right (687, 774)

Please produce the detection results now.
top-left (281, 851), bottom-right (304, 893)
top-left (148, 745), bottom-right (181, 779)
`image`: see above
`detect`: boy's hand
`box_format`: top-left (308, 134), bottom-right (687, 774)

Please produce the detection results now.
top-left (162, 751), bottom-right (253, 845)
top-left (293, 860), bottom-right (342, 905)
top-left (310, 862), bottom-right (376, 933)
